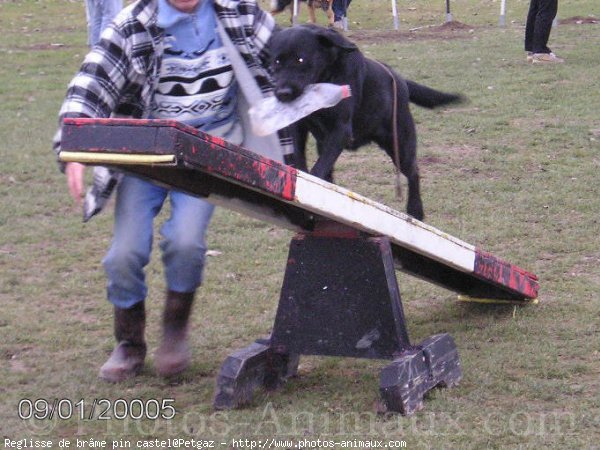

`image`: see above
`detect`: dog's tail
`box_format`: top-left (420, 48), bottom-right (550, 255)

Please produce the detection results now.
top-left (407, 80), bottom-right (465, 109)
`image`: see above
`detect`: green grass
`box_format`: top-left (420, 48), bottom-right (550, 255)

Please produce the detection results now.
top-left (1, 0), bottom-right (600, 448)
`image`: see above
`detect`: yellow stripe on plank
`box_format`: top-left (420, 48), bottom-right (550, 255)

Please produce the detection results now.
top-left (457, 295), bottom-right (539, 305)
top-left (59, 151), bottom-right (176, 165)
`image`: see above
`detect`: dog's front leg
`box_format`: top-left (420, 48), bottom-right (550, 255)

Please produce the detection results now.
top-left (311, 139), bottom-right (345, 182)
top-left (291, 125), bottom-right (310, 171)
top-left (309, 114), bottom-right (351, 182)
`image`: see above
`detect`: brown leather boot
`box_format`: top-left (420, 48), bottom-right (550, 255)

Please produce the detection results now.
top-left (98, 302), bottom-right (147, 382)
top-left (154, 290), bottom-right (195, 377)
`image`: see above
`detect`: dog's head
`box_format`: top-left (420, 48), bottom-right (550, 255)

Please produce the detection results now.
top-left (269, 24), bottom-right (358, 102)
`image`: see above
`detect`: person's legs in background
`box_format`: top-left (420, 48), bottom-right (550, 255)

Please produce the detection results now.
top-left (525, 0), bottom-right (563, 63)
top-left (100, 0), bottom-right (123, 34)
top-left (524, 0), bottom-right (540, 59)
top-left (84, 0), bottom-right (102, 47)
top-left (532, 0), bottom-right (557, 53)
top-left (332, 0), bottom-right (352, 29)
top-left (84, 0), bottom-right (123, 47)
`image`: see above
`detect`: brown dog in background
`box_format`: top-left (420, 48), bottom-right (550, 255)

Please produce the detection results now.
top-left (270, 0), bottom-right (334, 26)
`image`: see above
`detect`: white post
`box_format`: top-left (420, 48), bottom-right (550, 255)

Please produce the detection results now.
top-left (445, 0), bottom-right (453, 23)
top-left (292, 0), bottom-right (299, 26)
top-left (499, 0), bottom-right (507, 26)
top-left (391, 0), bottom-right (399, 30)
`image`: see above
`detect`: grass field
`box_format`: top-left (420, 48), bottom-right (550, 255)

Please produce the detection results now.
top-left (1, 0), bottom-right (599, 448)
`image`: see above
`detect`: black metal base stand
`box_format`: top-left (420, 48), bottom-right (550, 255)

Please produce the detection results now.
top-left (213, 223), bottom-right (461, 414)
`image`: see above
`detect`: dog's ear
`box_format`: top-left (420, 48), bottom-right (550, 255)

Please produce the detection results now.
top-left (314, 27), bottom-right (358, 53)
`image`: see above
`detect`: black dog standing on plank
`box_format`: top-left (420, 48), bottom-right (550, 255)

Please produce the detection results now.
top-left (268, 24), bottom-right (465, 220)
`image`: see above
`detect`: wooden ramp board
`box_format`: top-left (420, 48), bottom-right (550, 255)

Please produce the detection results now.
top-left (60, 118), bottom-right (539, 301)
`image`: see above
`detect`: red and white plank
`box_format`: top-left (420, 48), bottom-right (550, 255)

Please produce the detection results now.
top-left (60, 118), bottom-right (539, 301)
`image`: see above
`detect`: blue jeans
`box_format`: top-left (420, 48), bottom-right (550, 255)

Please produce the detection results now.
top-left (85, 0), bottom-right (123, 47)
top-left (103, 175), bottom-right (215, 309)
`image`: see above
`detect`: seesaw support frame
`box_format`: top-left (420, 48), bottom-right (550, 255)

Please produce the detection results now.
top-left (213, 222), bottom-right (461, 414)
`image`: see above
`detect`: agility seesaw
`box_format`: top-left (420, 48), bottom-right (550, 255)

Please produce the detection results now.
top-left (60, 118), bottom-right (539, 415)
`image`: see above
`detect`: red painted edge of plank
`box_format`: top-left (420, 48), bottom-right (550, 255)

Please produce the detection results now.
top-left (63, 118), bottom-right (298, 201)
top-left (474, 250), bottom-right (539, 299)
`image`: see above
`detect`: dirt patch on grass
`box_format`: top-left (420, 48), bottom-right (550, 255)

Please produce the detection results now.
top-left (17, 43), bottom-right (80, 51)
top-left (559, 16), bottom-right (599, 25)
top-left (348, 21), bottom-right (476, 44)
top-left (426, 20), bottom-right (475, 32)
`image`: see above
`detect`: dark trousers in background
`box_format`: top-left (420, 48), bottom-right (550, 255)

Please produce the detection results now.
top-left (332, 0), bottom-right (352, 22)
top-left (524, 0), bottom-right (558, 53)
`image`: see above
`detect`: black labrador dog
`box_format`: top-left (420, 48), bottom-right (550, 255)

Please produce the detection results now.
top-left (268, 24), bottom-right (465, 220)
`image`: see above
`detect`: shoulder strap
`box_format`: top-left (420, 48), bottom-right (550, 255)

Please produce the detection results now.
top-left (216, 19), bottom-right (290, 162)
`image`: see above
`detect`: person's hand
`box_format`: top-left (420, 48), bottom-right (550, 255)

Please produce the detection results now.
top-left (65, 162), bottom-right (86, 206)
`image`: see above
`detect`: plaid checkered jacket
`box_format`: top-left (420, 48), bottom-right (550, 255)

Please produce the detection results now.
top-left (53, 0), bottom-right (292, 221)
